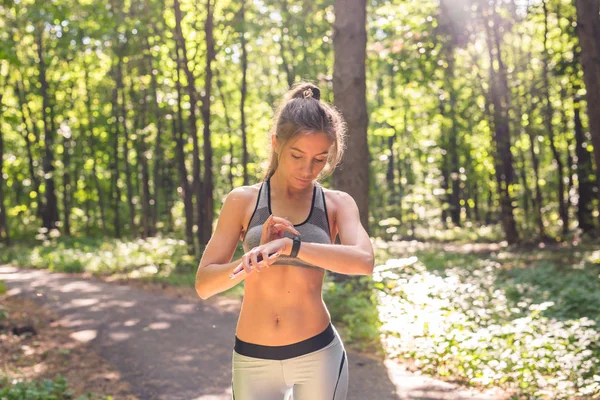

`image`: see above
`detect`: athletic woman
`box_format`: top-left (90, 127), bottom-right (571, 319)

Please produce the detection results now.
top-left (195, 82), bottom-right (374, 400)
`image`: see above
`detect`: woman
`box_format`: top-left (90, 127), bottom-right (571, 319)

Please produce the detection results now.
top-left (195, 82), bottom-right (374, 400)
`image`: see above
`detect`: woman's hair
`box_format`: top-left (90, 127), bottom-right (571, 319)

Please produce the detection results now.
top-left (264, 82), bottom-right (347, 181)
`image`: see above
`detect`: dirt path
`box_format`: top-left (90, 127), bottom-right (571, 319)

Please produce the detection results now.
top-left (0, 265), bottom-right (509, 400)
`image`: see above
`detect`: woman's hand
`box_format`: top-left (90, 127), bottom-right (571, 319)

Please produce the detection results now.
top-left (230, 238), bottom-right (288, 278)
top-left (260, 215), bottom-right (300, 245)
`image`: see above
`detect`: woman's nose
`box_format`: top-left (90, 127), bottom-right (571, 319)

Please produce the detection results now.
top-left (301, 161), bottom-right (313, 175)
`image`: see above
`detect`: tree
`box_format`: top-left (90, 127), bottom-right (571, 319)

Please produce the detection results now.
top-left (575, 0), bottom-right (600, 180)
top-left (333, 0), bottom-right (369, 232)
top-left (0, 87), bottom-right (8, 245)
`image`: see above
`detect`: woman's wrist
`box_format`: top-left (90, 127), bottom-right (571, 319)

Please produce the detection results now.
top-left (281, 237), bottom-right (293, 256)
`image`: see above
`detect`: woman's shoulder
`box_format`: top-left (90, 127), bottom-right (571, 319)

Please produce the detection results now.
top-left (321, 186), bottom-right (354, 206)
top-left (228, 182), bottom-right (261, 196)
top-left (224, 182), bottom-right (262, 206)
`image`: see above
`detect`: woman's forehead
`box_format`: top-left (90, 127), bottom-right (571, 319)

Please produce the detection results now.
top-left (289, 132), bottom-right (332, 152)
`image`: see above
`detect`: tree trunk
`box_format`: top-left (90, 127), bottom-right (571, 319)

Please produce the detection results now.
top-left (139, 110), bottom-right (152, 239)
top-left (174, 0), bottom-right (203, 249)
top-left (386, 132), bottom-right (395, 204)
top-left (279, 0), bottom-right (296, 88)
top-left (84, 67), bottom-right (107, 235)
top-left (215, 74), bottom-right (235, 191)
top-left (200, 0), bottom-right (216, 244)
top-left (482, 3), bottom-right (519, 243)
top-left (14, 79), bottom-right (43, 221)
top-left (444, 48), bottom-right (461, 227)
top-left (240, 0), bottom-right (249, 186)
top-left (36, 28), bottom-right (60, 231)
top-left (517, 148), bottom-right (531, 228)
top-left (574, 95), bottom-right (596, 235)
top-left (111, 65), bottom-right (122, 238)
top-left (62, 87), bottom-right (73, 236)
top-left (332, 0), bottom-right (369, 233)
top-left (117, 58), bottom-right (136, 233)
top-left (0, 92), bottom-right (9, 245)
top-left (144, 37), bottom-right (164, 237)
top-left (174, 40), bottom-right (196, 254)
top-left (575, 0), bottom-right (600, 179)
top-left (543, 0), bottom-right (569, 236)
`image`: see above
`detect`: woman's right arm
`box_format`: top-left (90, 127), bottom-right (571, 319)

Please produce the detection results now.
top-left (195, 187), bottom-right (251, 300)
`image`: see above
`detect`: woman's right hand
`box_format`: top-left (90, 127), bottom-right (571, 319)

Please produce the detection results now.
top-left (232, 238), bottom-right (288, 278)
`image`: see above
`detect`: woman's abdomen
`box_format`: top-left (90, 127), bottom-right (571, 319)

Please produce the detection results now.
top-left (236, 269), bottom-right (330, 346)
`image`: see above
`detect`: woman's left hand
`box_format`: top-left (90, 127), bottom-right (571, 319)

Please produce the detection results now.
top-left (230, 238), bottom-right (287, 278)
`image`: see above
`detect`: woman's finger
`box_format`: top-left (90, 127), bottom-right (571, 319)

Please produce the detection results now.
top-left (260, 248), bottom-right (271, 268)
top-left (250, 251), bottom-right (261, 273)
top-left (272, 223), bottom-right (301, 236)
top-left (242, 254), bottom-right (252, 274)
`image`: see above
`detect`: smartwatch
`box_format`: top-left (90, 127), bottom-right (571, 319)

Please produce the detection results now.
top-left (290, 235), bottom-right (302, 258)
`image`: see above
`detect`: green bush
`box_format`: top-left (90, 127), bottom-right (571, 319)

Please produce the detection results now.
top-left (373, 247), bottom-right (600, 399)
top-left (0, 375), bottom-right (72, 400)
top-left (323, 276), bottom-right (382, 351)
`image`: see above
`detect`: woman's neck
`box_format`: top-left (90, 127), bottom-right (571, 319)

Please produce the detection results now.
top-left (270, 171), bottom-right (313, 201)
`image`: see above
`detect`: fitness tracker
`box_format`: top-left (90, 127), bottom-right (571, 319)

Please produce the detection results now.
top-left (290, 235), bottom-right (301, 258)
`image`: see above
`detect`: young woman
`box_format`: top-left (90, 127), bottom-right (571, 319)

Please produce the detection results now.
top-left (195, 82), bottom-right (374, 400)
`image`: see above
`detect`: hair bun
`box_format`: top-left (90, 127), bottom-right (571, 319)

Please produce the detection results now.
top-left (294, 86), bottom-right (321, 101)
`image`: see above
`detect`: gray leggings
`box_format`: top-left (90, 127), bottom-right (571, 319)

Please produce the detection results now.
top-left (232, 323), bottom-right (348, 400)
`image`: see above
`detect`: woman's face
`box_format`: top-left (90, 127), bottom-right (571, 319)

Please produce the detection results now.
top-left (274, 131), bottom-right (333, 188)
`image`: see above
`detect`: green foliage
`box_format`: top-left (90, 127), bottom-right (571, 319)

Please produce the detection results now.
top-left (0, 375), bottom-right (90, 400)
top-left (374, 244), bottom-right (600, 399)
top-left (323, 276), bottom-right (382, 352)
top-left (0, 236), bottom-right (193, 278)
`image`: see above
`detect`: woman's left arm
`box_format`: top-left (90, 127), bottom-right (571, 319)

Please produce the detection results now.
top-left (285, 191), bottom-right (374, 275)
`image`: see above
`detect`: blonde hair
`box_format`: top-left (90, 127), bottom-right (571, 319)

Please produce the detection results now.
top-left (264, 82), bottom-right (347, 181)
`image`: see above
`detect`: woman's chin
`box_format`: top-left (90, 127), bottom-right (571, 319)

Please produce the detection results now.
top-left (295, 177), bottom-right (312, 186)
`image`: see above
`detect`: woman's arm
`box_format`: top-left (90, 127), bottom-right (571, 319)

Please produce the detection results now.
top-left (195, 187), bottom-right (251, 300)
top-left (287, 191), bottom-right (374, 275)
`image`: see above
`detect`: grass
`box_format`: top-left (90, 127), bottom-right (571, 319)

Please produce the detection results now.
top-left (0, 374), bottom-right (108, 400)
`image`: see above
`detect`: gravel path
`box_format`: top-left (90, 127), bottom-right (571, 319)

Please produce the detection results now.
top-left (0, 265), bottom-right (508, 400)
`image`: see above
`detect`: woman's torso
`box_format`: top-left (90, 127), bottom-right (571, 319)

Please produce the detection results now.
top-left (235, 178), bottom-right (338, 346)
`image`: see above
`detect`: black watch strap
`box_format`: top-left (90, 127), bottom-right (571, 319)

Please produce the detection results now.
top-left (290, 235), bottom-right (301, 258)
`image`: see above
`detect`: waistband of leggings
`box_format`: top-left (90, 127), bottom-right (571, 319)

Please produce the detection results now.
top-left (234, 323), bottom-right (335, 360)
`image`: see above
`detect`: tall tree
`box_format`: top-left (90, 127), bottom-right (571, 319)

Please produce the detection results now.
top-left (240, 0), bottom-right (249, 186)
top-left (574, 94), bottom-right (596, 235)
top-left (174, 39), bottom-right (196, 254)
top-left (575, 0), bottom-right (600, 178)
top-left (0, 88), bottom-right (8, 245)
top-left (36, 26), bottom-right (60, 231)
top-left (173, 0), bottom-right (203, 249)
top-left (333, 0), bottom-right (369, 232)
top-left (481, 1), bottom-right (519, 242)
top-left (542, 0), bottom-right (569, 235)
top-left (200, 0), bottom-right (216, 244)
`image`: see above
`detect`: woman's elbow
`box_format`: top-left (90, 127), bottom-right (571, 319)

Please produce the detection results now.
top-left (359, 252), bottom-right (375, 275)
top-left (195, 270), bottom-right (212, 300)
top-left (195, 285), bottom-right (211, 300)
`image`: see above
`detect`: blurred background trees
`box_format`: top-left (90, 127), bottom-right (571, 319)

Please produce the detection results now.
top-left (1, 0), bottom-right (600, 252)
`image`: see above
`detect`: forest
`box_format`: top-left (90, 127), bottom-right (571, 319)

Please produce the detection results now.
top-left (1, 0), bottom-right (600, 399)
top-left (1, 0), bottom-right (599, 248)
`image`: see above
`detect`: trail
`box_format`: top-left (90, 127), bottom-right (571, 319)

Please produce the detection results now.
top-left (0, 265), bottom-right (507, 400)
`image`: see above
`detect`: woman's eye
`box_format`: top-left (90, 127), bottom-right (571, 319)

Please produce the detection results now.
top-left (292, 155), bottom-right (302, 159)
top-left (314, 159), bottom-right (326, 163)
